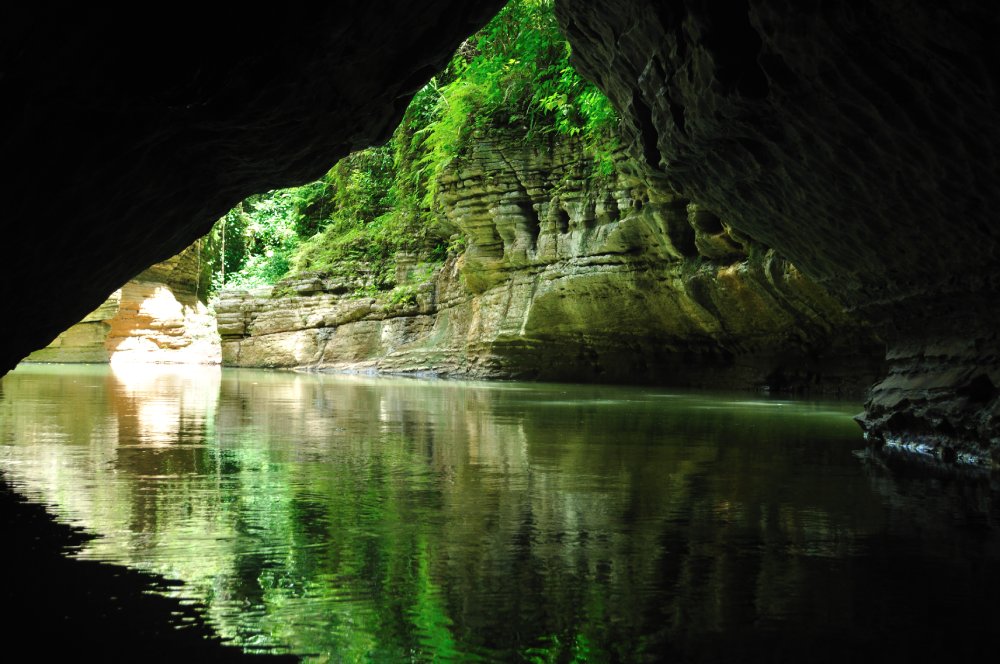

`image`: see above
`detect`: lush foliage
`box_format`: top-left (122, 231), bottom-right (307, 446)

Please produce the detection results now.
top-left (207, 193), bottom-right (300, 290)
top-left (209, 0), bottom-right (617, 295)
top-left (439, 0), bottom-right (615, 137)
top-left (290, 142), bottom-right (453, 294)
top-left (406, 0), bottom-right (618, 201)
top-left (207, 148), bottom-right (402, 291)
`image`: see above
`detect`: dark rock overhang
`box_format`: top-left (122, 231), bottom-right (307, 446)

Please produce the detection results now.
top-left (557, 0), bottom-right (1000, 462)
top-left (0, 3), bottom-right (504, 374)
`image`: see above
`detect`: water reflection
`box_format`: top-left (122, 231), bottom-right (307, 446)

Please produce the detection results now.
top-left (2, 365), bottom-right (999, 661)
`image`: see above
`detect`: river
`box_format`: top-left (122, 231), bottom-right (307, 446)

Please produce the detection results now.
top-left (2, 363), bottom-right (998, 662)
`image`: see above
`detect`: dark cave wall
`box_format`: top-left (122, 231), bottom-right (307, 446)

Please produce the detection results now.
top-left (0, 3), bottom-right (504, 375)
top-left (557, 0), bottom-right (1000, 462)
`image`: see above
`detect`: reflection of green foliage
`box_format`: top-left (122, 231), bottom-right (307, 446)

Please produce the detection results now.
top-left (410, 538), bottom-right (460, 660)
top-left (1, 366), bottom-right (874, 662)
top-left (524, 633), bottom-right (593, 664)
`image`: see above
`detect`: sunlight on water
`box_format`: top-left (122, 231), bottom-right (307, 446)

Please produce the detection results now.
top-left (3, 364), bottom-right (1000, 662)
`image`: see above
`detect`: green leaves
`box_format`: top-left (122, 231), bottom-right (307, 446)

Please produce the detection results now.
top-left (406, 0), bottom-right (618, 178)
top-left (209, 0), bottom-right (620, 295)
top-left (208, 192), bottom-right (300, 291)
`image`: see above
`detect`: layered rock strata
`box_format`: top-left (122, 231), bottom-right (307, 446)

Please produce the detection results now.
top-left (556, 0), bottom-right (1000, 463)
top-left (26, 244), bottom-right (220, 365)
top-left (216, 134), bottom-right (883, 394)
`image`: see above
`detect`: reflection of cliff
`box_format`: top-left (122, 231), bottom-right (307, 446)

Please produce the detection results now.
top-left (859, 450), bottom-right (1000, 537)
top-left (25, 244), bottom-right (220, 365)
top-left (1, 367), bottom-right (926, 660)
top-left (0, 364), bottom-right (222, 554)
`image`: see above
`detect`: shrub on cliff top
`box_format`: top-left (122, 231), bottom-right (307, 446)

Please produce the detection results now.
top-left (407, 0), bottom-right (618, 198)
top-left (208, 0), bottom-right (618, 293)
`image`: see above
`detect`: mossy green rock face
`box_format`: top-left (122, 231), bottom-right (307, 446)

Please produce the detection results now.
top-left (215, 133), bottom-right (882, 394)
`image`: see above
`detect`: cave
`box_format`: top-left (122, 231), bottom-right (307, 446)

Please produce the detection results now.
top-left (5, 1), bottom-right (996, 461)
top-left (2, 0), bottom-right (1000, 658)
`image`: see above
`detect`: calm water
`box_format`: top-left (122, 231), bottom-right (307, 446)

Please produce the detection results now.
top-left (2, 364), bottom-right (1000, 662)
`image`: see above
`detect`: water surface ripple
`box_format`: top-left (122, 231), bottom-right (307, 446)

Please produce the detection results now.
top-left (3, 364), bottom-right (1000, 662)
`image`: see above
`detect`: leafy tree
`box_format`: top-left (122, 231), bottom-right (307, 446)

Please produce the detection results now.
top-left (208, 192), bottom-right (300, 290)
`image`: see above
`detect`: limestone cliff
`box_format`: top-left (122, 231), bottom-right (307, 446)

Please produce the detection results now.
top-left (26, 244), bottom-right (220, 365)
top-left (215, 133), bottom-right (882, 394)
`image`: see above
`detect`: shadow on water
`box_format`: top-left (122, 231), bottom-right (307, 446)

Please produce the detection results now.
top-left (2, 363), bottom-right (1000, 661)
top-left (0, 474), bottom-right (295, 661)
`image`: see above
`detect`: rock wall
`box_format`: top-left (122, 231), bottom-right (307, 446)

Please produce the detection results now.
top-left (215, 134), bottom-right (883, 394)
top-left (556, 0), bottom-right (1000, 463)
top-left (26, 244), bottom-right (220, 365)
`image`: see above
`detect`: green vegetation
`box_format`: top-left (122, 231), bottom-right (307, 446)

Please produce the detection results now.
top-left (206, 193), bottom-right (300, 291)
top-left (407, 0), bottom-right (617, 196)
top-left (209, 0), bottom-right (617, 296)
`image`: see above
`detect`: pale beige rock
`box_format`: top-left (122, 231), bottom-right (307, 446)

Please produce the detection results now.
top-left (26, 244), bottom-right (220, 365)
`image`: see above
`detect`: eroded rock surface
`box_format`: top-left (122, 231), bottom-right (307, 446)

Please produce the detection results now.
top-left (216, 134), bottom-right (883, 394)
top-left (26, 244), bottom-right (220, 365)
top-left (557, 0), bottom-right (1000, 462)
